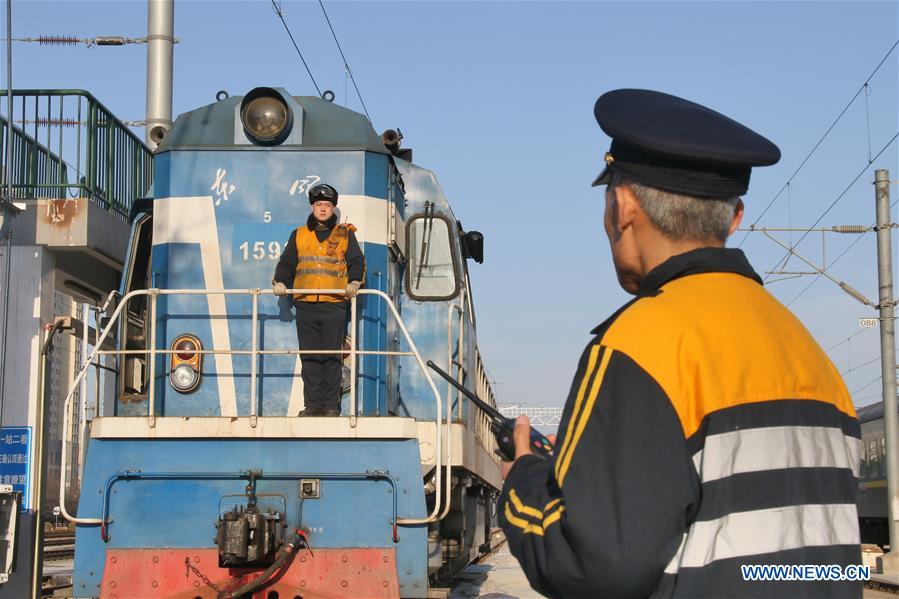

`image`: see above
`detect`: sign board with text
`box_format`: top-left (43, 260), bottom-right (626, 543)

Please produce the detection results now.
top-left (0, 427), bottom-right (31, 511)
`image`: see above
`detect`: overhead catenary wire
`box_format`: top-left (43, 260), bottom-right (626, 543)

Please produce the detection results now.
top-left (784, 134), bottom-right (899, 308)
top-left (841, 355), bottom-right (881, 376)
top-left (864, 83), bottom-right (873, 164)
top-left (737, 38), bottom-right (899, 249)
top-left (317, 0), bottom-right (372, 124)
top-left (271, 0), bottom-right (322, 97)
top-left (768, 130), bottom-right (899, 285)
top-left (786, 234), bottom-right (867, 307)
top-left (825, 327), bottom-right (871, 353)
top-left (856, 393), bottom-right (886, 404)
top-left (854, 375), bottom-right (883, 396)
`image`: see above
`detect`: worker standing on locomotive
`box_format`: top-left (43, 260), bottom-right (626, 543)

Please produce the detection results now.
top-left (272, 183), bottom-right (366, 416)
top-left (499, 90), bottom-right (862, 598)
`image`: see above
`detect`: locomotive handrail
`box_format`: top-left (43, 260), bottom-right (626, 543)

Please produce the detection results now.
top-left (58, 287), bottom-right (449, 526)
top-left (101, 470), bottom-right (400, 544)
top-left (353, 288), bottom-right (447, 525)
top-left (441, 302), bottom-right (464, 520)
top-left (448, 302), bottom-right (465, 421)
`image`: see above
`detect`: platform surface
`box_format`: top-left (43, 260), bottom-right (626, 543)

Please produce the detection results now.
top-left (450, 543), bottom-right (545, 599)
top-left (452, 544), bottom-right (892, 599)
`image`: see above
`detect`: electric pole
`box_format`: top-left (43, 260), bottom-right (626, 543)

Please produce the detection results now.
top-left (875, 169), bottom-right (899, 574)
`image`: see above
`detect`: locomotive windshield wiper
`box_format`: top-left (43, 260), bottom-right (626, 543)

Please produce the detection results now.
top-left (414, 201), bottom-right (435, 290)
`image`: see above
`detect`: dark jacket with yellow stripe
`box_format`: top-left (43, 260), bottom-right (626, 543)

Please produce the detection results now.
top-left (500, 248), bottom-right (861, 599)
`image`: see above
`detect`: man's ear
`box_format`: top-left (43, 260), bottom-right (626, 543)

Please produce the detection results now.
top-left (728, 198), bottom-right (745, 236)
top-left (613, 183), bottom-right (640, 233)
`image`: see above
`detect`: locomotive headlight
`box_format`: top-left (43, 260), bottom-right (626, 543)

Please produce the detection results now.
top-left (243, 97), bottom-right (287, 137)
top-left (240, 87), bottom-right (293, 145)
top-left (170, 334), bottom-right (203, 393)
top-left (171, 364), bottom-right (198, 392)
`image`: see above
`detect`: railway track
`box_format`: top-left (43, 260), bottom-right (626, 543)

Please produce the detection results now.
top-left (43, 531), bottom-right (75, 562)
top-left (868, 580), bottom-right (899, 595)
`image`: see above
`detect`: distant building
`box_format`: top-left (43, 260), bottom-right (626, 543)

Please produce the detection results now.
top-left (498, 404), bottom-right (563, 435)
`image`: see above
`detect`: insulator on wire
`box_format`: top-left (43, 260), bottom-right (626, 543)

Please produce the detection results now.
top-left (37, 35), bottom-right (80, 46)
top-left (17, 118), bottom-right (82, 128)
top-left (831, 225), bottom-right (869, 234)
top-left (839, 281), bottom-right (874, 306)
top-left (10, 35), bottom-right (164, 47)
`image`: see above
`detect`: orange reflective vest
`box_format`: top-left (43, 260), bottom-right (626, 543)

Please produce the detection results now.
top-left (292, 223), bottom-right (356, 302)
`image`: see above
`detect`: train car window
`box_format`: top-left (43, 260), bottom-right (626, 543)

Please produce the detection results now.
top-left (405, 212), bottom-right (460, 300)
top-left (858, 440), bottom-right (866, 481)
top-left (868, 439), bottom-right (879, 479)
top-left (881, 436), bottom-right (887, 478)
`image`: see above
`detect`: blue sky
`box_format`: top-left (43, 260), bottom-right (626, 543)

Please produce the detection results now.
top-left (6, 0), bottom-right (898, 408)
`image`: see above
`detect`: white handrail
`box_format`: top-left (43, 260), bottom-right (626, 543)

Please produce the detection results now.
top-left (440, 302), bottom-right (464, 520)
top-left (349, 293), bottom-right (358, 427)
top-left (361, 288), bottom-right (444, 524)
top-left (59, 288), bottom-right (136, 524)
top-left (93, 349), bottom-right (413, 357)
top-left (58, 287), bottom-right (448, 525)
top-left (147, 291), bottom-right (157, 428)
top-left (250, 290), bottom-right (259, 427)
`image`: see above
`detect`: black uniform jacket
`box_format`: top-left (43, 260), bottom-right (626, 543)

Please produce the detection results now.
top-left (500, 248), bottom-right (861, 599)
top-left (272, 214), bottom-right (366, 300)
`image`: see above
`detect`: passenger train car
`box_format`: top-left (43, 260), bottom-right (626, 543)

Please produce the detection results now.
top-left (857, 400), bottom-right (894, 547)
top-left (64, 87), bottom-right (502, 598)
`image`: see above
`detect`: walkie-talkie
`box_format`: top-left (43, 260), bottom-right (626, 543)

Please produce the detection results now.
top-left (426, 360), bottom-right (554, 461)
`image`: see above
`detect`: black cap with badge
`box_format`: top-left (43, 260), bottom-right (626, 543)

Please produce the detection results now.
top-left (592, 89), bottom-right (781, 198)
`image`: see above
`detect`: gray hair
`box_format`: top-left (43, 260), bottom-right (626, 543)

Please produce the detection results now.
top-left (610, 172), bottom-right (739, 243)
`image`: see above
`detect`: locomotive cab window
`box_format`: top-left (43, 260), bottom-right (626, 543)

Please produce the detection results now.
top-left (405, 210), bottom-right (460, 300)
top-left (119, 213), bottom-right (153, 398)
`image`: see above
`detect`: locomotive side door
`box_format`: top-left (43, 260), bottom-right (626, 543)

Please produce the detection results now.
top-left (385, 164), bottom-right (405, 416)
top-left (117, 213), bottom-right (153, 410)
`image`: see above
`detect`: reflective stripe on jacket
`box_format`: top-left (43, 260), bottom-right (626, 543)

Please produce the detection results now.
top-left (292, 223), bottom-right (355, 302)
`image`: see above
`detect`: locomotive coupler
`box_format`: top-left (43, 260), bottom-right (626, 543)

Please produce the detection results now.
top-left (214, 470), bottom-right (285, 567)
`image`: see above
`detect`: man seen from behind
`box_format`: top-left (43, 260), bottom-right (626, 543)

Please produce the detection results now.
top-left (499, 89), bottom-right (861, 598)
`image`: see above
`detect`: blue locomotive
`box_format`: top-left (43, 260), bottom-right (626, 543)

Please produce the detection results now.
top-left (63, 87), bottom-right (501, 598)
